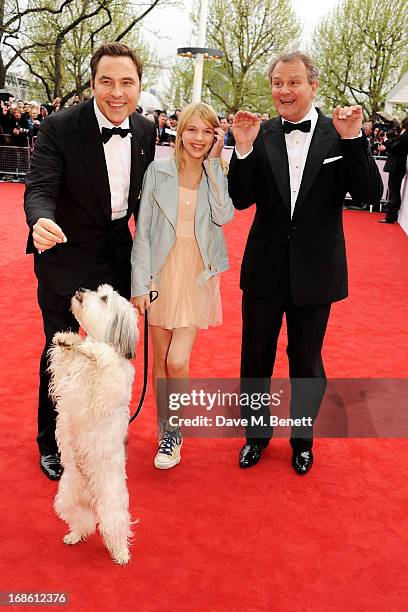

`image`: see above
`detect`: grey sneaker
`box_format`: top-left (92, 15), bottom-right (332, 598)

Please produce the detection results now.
top-left (154, 428), bottom-right (183, 470)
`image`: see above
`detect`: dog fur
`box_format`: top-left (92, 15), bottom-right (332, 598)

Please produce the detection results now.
top-left (48, 284), bottom-right (138, 565)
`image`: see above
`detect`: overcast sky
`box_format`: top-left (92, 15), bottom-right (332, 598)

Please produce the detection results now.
top-left (141, 0), bottom-right (340, 93)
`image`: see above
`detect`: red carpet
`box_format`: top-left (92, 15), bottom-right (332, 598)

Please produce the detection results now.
top-left (0, 183), bottom-right (407, 611)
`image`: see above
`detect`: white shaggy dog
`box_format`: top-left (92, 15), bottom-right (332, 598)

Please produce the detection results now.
top-left (48, 284), bottom-right (138, 565)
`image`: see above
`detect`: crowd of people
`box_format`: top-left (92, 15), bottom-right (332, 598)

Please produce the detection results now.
top-left (0, 97), bottom-right (63, 147)
top-left (362, 120), bottom-right (403, 157)
top-left (0, 94), bottom-right (276, 151)
top-left (360, 118), bottom-right (408, 222)
top-left (1, 91), bottom-right (406, 158)
top-left (3, 95), bottom-right (406, 226)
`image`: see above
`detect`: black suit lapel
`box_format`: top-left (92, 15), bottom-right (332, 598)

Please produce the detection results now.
top-left (294, 112), bottom-right (337, 213)
top-left (262, 119), bottom-right (291, 213)
top-left (128, 113), bottom-right (149, 211)
top-left (75, 100), bottom-right (111, 219)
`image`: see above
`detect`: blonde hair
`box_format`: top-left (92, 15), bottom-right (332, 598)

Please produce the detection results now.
top-left (174, 102), bottom-right (228, 173)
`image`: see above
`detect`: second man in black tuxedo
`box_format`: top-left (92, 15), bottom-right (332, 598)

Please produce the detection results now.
top-left (379, 117), bottom-right (408, 224)
top-left (24, 43), bottom-right (156, 480)
top-left (228, 51), bottom-right (382, 474)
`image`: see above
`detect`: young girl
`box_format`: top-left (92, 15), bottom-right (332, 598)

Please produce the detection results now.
top-left (131, 102), bottom-right (234, 469)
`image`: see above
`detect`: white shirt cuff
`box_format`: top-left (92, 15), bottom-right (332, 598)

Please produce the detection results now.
top-left (235, 146), bottom-right (253, 159)
top-left (341, 130), bottom-right (363, 140)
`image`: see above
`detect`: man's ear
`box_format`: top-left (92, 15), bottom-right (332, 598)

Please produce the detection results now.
top-left (311, 81), bottom-right (319, 98)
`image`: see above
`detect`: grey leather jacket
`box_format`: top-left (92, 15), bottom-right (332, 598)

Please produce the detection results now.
top-left (131, 156), bottom-right (234, 297)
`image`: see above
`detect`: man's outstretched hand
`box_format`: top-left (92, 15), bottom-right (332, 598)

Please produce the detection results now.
top-left (332, 105), bottom-right (363, 139)
top-left (33, 218), bottom-right (66, 252)
top-left (232, 111), bottom-right (261, 156)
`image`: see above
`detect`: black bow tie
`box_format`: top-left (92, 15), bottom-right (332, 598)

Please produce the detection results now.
top-left (101, 126), bottom-right (131, 143)
top-left (283, 120), bottom-right (311, 135)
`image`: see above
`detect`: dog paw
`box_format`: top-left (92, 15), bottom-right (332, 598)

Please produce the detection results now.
top-left (77, 342), bottom-right (116, 366)
top-left (53, 332), bottom-right (81, 349)
top-left (63, 531), bottom-right (83, 545)
top-left (76, 343), bottom-right (97, 359)
top-left (111, 548), bottom-right (131, 565)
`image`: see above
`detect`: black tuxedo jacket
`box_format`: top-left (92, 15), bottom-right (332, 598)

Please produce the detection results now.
top-left (228, 110), bottom-right (383, 306)
top-left (24, 99), bottom-right (156, 297)
top-left (384, 131), bottom-right (408, 176)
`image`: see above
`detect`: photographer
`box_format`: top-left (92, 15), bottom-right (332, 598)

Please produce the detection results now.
top-left (371, 128), bottom-right (387, 156)
top-left (156, 110), bottom-right (170, 144)
top-left (6, 108), bottom-right (30, 146)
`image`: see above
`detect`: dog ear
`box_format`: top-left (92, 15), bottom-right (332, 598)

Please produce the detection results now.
top-left (108, 306), bottom-right (138, 359)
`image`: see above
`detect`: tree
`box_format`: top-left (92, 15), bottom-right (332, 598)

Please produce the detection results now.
top-left (19, 0), bottom-right (114, 101)
top-left (0, 0), bottom-right (76, 89)
top-left (1, 0), bottom-right (164, 102)
top-left (162, 61), bottom-right (194, 111)
top-left (166, 0), bottom-right (300, 113)
top-left (204, 0), bottom-right (300, 113)
top-left (172, 0), bottom-right (299, 114)
top-left (311, 0), bottom-right (408, 120)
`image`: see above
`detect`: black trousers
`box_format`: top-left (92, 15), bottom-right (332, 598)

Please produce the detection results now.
top-left (241, 262), bottom-right (331, 451)
top-left (36, 253), bottom-right (131, 455)
top-left (385, 172), bottom-right (405, 222)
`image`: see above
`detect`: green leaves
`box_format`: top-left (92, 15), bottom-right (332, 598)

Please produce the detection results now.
top-left (311, 0), bottom-right (408, 120)
top-left (167, 0), bottom-right (301, 114)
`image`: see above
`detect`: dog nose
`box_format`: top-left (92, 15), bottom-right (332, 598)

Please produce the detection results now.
top-left (78, 287), bottom-right (86, 293)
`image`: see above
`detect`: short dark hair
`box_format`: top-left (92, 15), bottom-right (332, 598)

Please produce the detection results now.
top-left (267, 51), bottom-right (319, 85)
top-left (402, 117), bottom-right (408, 130)
top-left (90, 42), bottom-right (143, 82)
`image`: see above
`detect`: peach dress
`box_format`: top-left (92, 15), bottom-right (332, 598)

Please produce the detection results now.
top-left (148, 186), bottom-right (222, 330)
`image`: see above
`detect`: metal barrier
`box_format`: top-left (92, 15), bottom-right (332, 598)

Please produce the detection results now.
top-left (0, 140), bottom-right (392, 202)
top-left (372, 156), bottom-right (390, 209)
top-left (340, 156), bottom-right (389, 212)
top-left (0, 134), bottom-right (31, 180)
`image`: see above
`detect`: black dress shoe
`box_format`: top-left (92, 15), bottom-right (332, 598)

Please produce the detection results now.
top-left (292, 450), bottom-right (314, 475)
top-left (378, 219), bottom-right (395, 224)
top-left (40, 453), bottom-right (63, 480)
top-left (239, 442), bottom-right (268, 469)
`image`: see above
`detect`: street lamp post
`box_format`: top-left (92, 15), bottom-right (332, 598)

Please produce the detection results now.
top-left (177, 0), bottom-right (224, 103)
top-left (192, 0), bottom-right (208, 102)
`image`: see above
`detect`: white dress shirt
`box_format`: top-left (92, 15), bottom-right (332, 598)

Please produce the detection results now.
top-left (93, 99), bottom-right (131, 220)
top-left (235, 106), bottom-right (362, 217)
top-left (283, 106), bottom-right (318, 217)
top-left (235, 106), bottom-right (317, 218)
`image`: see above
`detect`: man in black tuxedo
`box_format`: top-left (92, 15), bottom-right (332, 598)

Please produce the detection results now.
top-left (379, 117), bottom-right (408, 224)
top-left (24, 43), bottom-right (156, 480)
top-left (228, 51), bottom-right (382, 474)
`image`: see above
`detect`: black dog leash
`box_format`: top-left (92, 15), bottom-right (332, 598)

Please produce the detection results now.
top-left (129, 290), bottom-right (158, 424)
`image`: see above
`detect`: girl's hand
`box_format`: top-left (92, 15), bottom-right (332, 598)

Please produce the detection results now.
top-left (131, 295), bottom-right (151, 316)
top-left (207, 127), bottom-right (224, 159)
